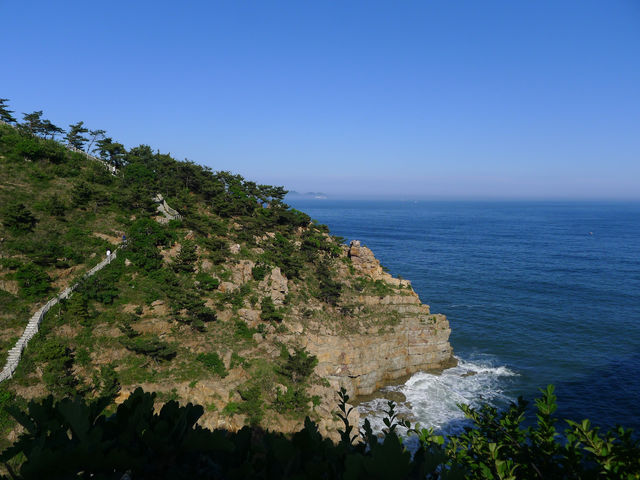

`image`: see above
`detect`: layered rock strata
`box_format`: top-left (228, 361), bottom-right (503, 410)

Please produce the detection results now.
top-left (303, 240), bottom-right (456, 397)
top-left (305, 302), bottom-right (454, 397)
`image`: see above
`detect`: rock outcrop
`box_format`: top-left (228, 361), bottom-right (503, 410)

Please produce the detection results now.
top-left (305, 306), bottom-right (455, 397)
top-left (348, 240), bottom-right (412, 288)
top-left (198, 239), bottom-right (455, 438)
top-left (303, 240), bottom-right (455, 397)
top-left (260, 267), bottom-right (288, 305)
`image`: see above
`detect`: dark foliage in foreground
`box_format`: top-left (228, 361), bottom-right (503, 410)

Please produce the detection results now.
top-left (1, 386), bottom-right (639, 479)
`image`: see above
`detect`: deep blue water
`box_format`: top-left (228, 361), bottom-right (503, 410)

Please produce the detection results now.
top-left (289, 199), bottom-right (640, 433)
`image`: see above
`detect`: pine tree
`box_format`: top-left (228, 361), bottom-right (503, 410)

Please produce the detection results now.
top-left (1, 202), bottom-right (37, 232)
top-left (0, 98), bottom-right (16, 124)
top-left (46, 194), bottom-right (67, 217)
top-left (87, 128), bottom-right (106, 153)
top-left (67, 294), bottom-right (91, 326)
top-left (65, 121), bottom-right (89, 149)
top-left (96, 137), bottom-right (126, 168)
top-left (41, 119), bottom-right (65, 140)
top-left (22, 110), bottom-right (45, 135)
top-left (173, 241), bottom-right (197, 272)
top-left (260, 296), bottom-right (283, 322)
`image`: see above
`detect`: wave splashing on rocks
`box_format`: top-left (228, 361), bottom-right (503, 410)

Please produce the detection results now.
top-left (357, 356), bottom-right (519, 437)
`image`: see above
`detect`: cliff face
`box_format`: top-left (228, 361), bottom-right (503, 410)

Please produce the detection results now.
top-left (301, 240), bottom-right (455, 397)
top-left (306, 302), bottom-right (455, 397)
top-left (186, 239), bottom-right (455, 438)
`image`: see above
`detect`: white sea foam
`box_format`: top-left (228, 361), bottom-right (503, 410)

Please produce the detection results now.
top-left (357, 357), bottom-right (519, 437)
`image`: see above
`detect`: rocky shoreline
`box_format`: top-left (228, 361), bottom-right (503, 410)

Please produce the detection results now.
top-left (287, 241), bottom-right (456, 437)
top-left (192, 240), bottom-right (456, 439)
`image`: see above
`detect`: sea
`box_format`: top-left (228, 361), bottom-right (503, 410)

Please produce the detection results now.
top-left (287, 199), bottom-right (640, 435)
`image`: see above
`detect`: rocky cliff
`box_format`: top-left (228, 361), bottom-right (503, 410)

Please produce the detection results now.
top-left (185, 239), bottom-right (456, 438)
top-left (300, 241), bottom-right (455, 397)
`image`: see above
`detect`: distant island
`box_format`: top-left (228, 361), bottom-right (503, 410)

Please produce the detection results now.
top-left (286, 190), bottom-right (328, 200)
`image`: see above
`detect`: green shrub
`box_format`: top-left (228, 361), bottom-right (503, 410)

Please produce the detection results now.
top-left (260, 296), bottom-right (283, 322)
top-left (0, 290), bottom-right (19, 315)
top-left (234, 319), bottom-right (257, 340)
top-left (15, 263), bottom-right (50, 298)
top-left (30, 240), bottom-right (64, 267)
top-left (0, 258), bottom-right (22, 270)
top-left (70, 181), bottom-right (93, 207)
top-left (1, 386), bottom-right (639, 479)
top-left (1, 202), bottom-right (37, 233)
top-left (237, 384), bottom-right (264, 426)
top-left (353, 276), bottom-right (394, 297)
top-left (222, 401), bottom-right (239, 416)
top-left (220, 283), bottom-right (251, 310)
top-left (14, 136), bottom-right (66, 163)
top-left (36, 337), bottom-right (77, 397)
top-left (44, 194), bottom-right (67, 217)
top-left (66, 293), bottom-right (92, 326)
top-left (251, 262), bottom-right (270, 281)
top-left (273, 385), bottom-right (310, 414)
top-left (191, 305), bottom-right (217, 325)
top-left (125, 218), bottom-right (174, 272)
top-left (96, 364), bottom-right (120, 400)
top-left (195, 272), bottom-right (219, 290)
top-left (317, 260), bottom-right (342, 306)
top-left (230, 352), bottom-right (248, 369)
top-left (75, 347), bottom-right (91, 366)
top-left (201, 236), bottom-right (229, 265)
top-left (0, 387), bottom-right (15, 434)
top-left (278, 346), bottom-right (318, 384)
top-left (118, 315), bottom-right (140, 339)
top-left (301, 231), bottom-right (340, 260)
top-left (167, 279), bottom-right (216, 330)
top-left (173, 240), bottom-right (197, 273)
top-left (79, 260), bottom-right (122, 304)
top-left (196, 352), bottom-right (228, 378)
top-left (121, 335), bottom-right (176, 361)
top-left (264, 233), bottom-right (304, 279)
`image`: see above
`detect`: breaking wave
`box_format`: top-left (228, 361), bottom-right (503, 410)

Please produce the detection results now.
top-left (357, 356), bottom-right (519, 437)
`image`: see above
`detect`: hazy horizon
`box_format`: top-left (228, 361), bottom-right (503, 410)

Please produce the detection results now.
top-left (286, 192), bottom-right (640, 202)
top-left (3, 0), bottom-right (639, 200)
top-left (284, 175), bottom-right (640, 201)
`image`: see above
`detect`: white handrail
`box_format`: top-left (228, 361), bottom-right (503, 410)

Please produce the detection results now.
top-left (0, 123), bottom-right (184, 382)
top-left (0, 250), bottom-right (119, 382)
top-left (0, 193), bottom-right (182, 382)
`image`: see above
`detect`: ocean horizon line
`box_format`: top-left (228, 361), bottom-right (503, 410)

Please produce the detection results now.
top-left (286, 195), bottom-right (640, 204)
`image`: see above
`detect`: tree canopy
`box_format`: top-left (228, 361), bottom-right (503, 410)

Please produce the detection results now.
top-left (64, 121), bottom-right (89, 149)
top-left (0, 98), bottom-right (16, 124)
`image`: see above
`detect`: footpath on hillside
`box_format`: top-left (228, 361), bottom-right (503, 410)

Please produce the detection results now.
top-left (0, 196), bottom-right (181, 383)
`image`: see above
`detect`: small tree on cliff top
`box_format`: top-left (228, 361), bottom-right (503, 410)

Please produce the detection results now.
top-left (0, 98), bottom-right (16, 124)
top-left (21, 110), bottom-right (45, 135)
top-left (65, 121), bottom-right (89, 149)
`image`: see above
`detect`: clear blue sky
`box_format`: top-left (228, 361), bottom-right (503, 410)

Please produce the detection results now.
top-left (2, 0), bottom-right (639, 199)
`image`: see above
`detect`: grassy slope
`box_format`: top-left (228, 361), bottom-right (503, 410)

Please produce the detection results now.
top-left (0, 123), bottom-right (410, 446)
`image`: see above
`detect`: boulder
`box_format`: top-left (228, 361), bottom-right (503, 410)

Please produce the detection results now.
top-left (259, 267), bottom-right (288, 304)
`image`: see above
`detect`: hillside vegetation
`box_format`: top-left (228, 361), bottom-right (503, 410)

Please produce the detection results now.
top-left (1, 102), bottom-right (638, 478)
top-left (0, 104), bottom-right (417, 441)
